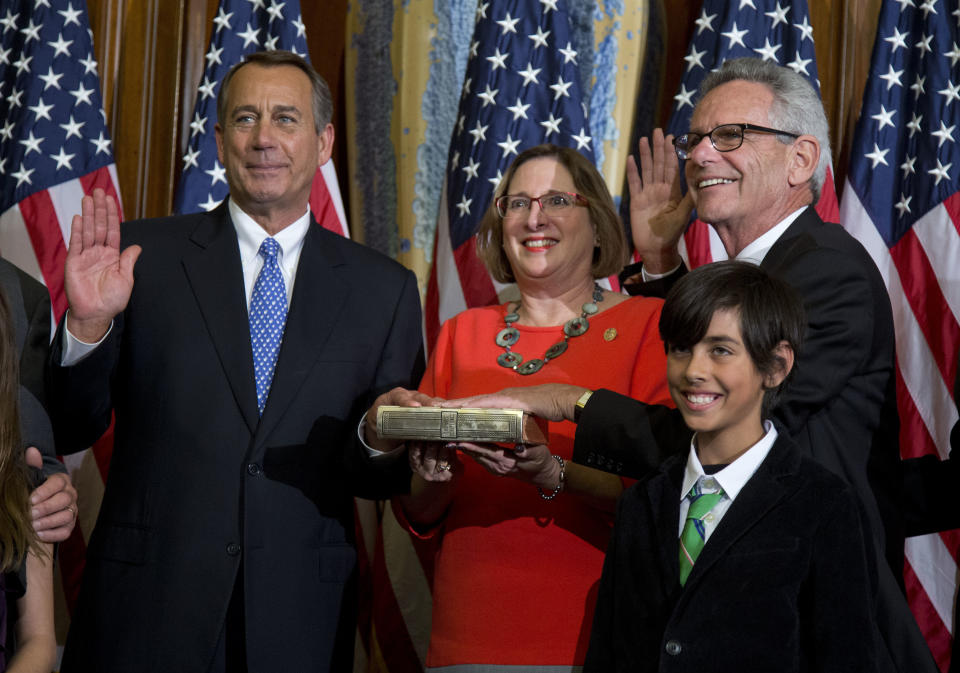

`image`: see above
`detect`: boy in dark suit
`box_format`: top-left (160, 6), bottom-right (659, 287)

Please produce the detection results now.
top-left (585, 261), bottom-right (878, 672)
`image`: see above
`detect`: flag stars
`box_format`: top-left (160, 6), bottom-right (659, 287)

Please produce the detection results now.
top-left (931, 120), bottom-right (956, 147)
top-left (238, 22), bottom-right (260, 48)
top-left (572, 128), bottom-right (591, 150)
top-left (497, 133), bottom-right (521, 159)
top-left (264, 34), bottom-right (279, 51)
top-left (864, 143), bottom-right (889, 168)
top-left (539, 0), bottom-right (558, 12)
top-left (488, 170), bottom-right (504, 189)
top-left (90, 132), bottom-right (111, 155)
top-left (794, 15), bottom-right (814, 42)
top-left (20, 19), bottom-right (42, 45)
top-left (550, 76), bottom-right (572, 100)
top-left (684, 47), bottom-right (707, 71)
top-left (915, 34), bottom-right (934, 56)
top-left (946, 42), bottom-right (960, 67)
top-left (12, 163), bottom-right (34, 188)
top-left (486, 47), bottom-right (508, 71)
top-left (39, 67), bottom-right (64, 90)
top-left (469, 121), bottom-right (488, 145)
top-left (919, 0), bottom-right (937, 18)
top-left (900, 155), bottom-right (916, 178)
top-left (28, 97), bottom-right (54, 122)
top-left (928, 159), bottom-right (952, 185)
top-left (198, 76), bottom-right (217, 101)
top-left (878, 64), bottom-right (903, 90)
top-left (0, 46), bottom-right (9, 65)
top-left (871, 105), bottom-right (895, 130)
top-left (13, 54), bottom-right (32, 76)
top-left (893, 0), bottom-right (914, 10)
top-left (765, 3), bottom-right (790, 28)
top-left (529, 26), bottom-right (550, 49)
top-left (477, 84), bottom-right (498, 108)
top-left (739, 0), bottom-right (757, 9)
top-left (213, 8), bottom-right (233, 33)
top-left (190, 112), bottom-right (207, 137)
top-left (456, 195), bottom-right (472, 217)
top-left (183, 147), bottom-right (200, 170)
top-left (518, 62), bottom-right (541, 85)
top-left (906, 112), bottom-right (922, 137)
top-left (462, 157), bottom-right (480, 181)
top-left (938, 80), bottom-right (960, 105)
top-left (0, 120), bottom-right (13, 142)
top-left (722, 22), bottom-right (749, 49)
top-left (48, 34), bottom-right (73, 58)
top-left (787, 54), bottom-right (812, 75)
top-left (293, 14), bottom-right (306, 37)
top-left (884, 27), bottom-right (909, 53)
top-left (695, 9), bottom-right (717, 34)
top-left (753, 38), bottom-right (781, 62)
top-left (674, 83), bottom-right (696, 110)
top-left (954, 5), bottom-right (960, 25)
top-left (59, 2), bottom-right (83, 26)
top-left (469, 41), bottom-right (479, 58)
top-left (894, 194), bottom-right (912, 217)
top-left (51, 147), bottom-right (75, 171)
top-left (6, 87), bottom-right (23, 109)
top-left (911, 74), bottom-right (926, 99)
top-left (266, 1), bottom-right (286, 23)
top-left (19, 131), bottom-right (43, 156)
top-left (540, 113), bottom-right (562, 137)
top-left (199, 194), bottom-right (222, 212)
top-left (0, 10), bottom-right (18, 34)
top-left (507, 97), bottom-right (530, 120)
top-left (558, 42), bottom-right (578, 64)
top-left (476, 1), bottom-right (489, 19)
top-left (496, 12), bottom-right (519, 35)
top-left (206, 162), bottom-right (227, 186)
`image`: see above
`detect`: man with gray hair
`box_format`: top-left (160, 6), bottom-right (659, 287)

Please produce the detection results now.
top-left (456, 58), bottom-right (935, 670)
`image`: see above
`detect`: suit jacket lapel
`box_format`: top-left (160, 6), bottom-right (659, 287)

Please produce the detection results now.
top-left (255, 221), bottom-right (349, 441)
top-left (648, 457), bottom-right (686, 586)
top-left (181, 203), bottom-right (260, 434)
top-left (761, 206), bottom-right (819, 274)
top-left (680, 438), bottom-right (800, 592)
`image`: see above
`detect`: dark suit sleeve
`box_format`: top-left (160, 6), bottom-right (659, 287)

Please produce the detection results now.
top-left (807, 482), bottom-right (878, 672)
top-left (47, 317), bottom-right (121, 454)
top-left (344, 269), bottom-right (424, 499)
top-left (572, 388), bottom-right (690, 478)
top-left (583, 494), bottom-right (623, 672)
top-left (620, 262), bottom-right (686, 299)
top-left (9, 266), bottom-right (67, 479)
top-left (771, 247), bottom-right (879, 434)
top-left (901, 424), bottom-right (960, 535)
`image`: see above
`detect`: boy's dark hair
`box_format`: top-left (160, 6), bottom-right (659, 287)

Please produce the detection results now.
top-left (659, 260), bottom-right (806, 416)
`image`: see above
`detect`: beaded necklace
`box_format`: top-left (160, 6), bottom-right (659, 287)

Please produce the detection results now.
top-left (495, 283), bottom-right (604, 375)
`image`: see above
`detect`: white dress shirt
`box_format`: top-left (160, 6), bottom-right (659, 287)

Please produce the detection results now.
top-left (678, 420), bottom-right (778, 543)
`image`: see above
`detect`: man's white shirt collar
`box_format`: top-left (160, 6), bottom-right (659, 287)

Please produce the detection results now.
top-left (735, 206), bottom-right (806, 266)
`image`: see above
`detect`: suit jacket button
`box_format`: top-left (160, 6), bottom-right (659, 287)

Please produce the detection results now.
top-left (226, 543), bottom-right (241, 557)
top-left (247, 463), bottom-right (262, 476)
top-left (665, 639), bottom-right (682, 656)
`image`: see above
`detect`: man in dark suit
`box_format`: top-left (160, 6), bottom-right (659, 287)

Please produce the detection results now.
top-left (0, 257), bottom-right (78, 542)
top-left (457, 58), bottom-right (933, 671)
top-left (47, 51), bottom-right (423, 672)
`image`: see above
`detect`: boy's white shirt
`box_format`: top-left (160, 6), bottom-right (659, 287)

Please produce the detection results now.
top-left (678, 419), bottom-right (778, 541)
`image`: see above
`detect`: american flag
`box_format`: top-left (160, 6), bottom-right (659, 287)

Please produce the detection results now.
top-left (0, 0), bottom-right (122, 316)
top-left (173, 0), bottom-right (348, 237)
top-left (664, 0), bottom-right (839, 267)
top-left (0, 0), bottom-right (122, 634)
top-left (839, 0), bottom-right (960, 667)
top-left (424, 0), bottom-right (596, 348)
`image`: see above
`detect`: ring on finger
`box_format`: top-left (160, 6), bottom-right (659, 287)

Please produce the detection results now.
top-left (67, 505), bottom-right (78, 518)
top-left (437, 460), bottom-right (451, 472)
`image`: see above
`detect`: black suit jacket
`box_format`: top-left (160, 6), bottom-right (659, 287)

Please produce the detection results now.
top-left (48, 204), bottom-right (424, 673)
top-left (585, 435), bottom-right (878, 673)
top-left (580, 207), bottom-right (935, 671)
top-left (0, 257), bottom-right (62, 480)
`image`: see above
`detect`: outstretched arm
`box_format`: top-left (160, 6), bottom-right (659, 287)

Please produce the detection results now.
top-left (64, 188), bottom-right (140, 343)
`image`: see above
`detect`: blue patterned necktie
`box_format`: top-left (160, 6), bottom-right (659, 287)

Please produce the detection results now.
top-left (249, 237), bottom-right (288, 415)
top-left (678, 480), bottom-right (724, 586)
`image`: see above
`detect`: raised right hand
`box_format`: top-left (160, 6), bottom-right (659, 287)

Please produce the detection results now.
top-left (64, 188), bottom-right (141, 343)
top-left (627, 128), bottom-right (694, 274)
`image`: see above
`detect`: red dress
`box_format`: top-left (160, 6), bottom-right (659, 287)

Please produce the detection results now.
top-left (403, 297), bottom-right (673, 669)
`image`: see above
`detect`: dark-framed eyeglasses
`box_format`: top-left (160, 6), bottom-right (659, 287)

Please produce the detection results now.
top-left (672, 123), bottom-right (800, 160)
top-left (495, 191), bottom-right (589, 220)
